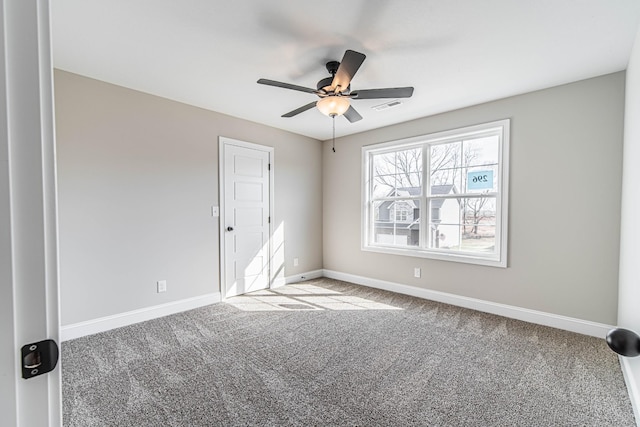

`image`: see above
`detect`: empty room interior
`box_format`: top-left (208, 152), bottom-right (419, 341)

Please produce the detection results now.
top-left (14, 0), bottom-right (640, 425)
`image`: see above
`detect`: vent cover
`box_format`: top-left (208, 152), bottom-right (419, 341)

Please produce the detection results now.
top-left (372, 99), bottom-right (403, 111)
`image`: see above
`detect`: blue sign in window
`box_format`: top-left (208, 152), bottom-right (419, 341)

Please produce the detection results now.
top-left (467, 170), bottom-right (493, 190)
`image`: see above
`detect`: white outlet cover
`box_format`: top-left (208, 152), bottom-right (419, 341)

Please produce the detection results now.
top-left (293, 258), bottom-right (299, 266)
top-left (414, 268), bottom-right (421, 278)
top-left (157, 280), bottom-right (167, 293)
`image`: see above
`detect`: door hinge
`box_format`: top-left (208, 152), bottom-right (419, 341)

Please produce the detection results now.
top-left (268, 163), bottom-right (271, 171)
top-left (21, 339), bottom-right (59, 379)
top-left (268, 216), bottom-right (271, 223)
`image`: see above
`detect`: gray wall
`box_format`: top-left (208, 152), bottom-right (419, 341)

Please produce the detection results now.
top-left (619, 28), bottom-right (640, 402)
top-left (55, 69), bottom-right (625, 327)
top-left (54, 70), bottom-right (323, 326)
top-left (323, 72), bottom-right (625, 325)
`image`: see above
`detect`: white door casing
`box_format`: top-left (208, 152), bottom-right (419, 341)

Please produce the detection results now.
top-left (219, 137), bottom-right (273, 298)
top-left (0, 0), bottom-right (62, 426)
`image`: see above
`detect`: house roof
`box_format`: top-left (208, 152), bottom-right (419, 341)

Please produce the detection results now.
top-left (392, 187), bottom-right (421, 197)
top-left (430, 184), bottom-right (456, 209)
top-left (392, 184), bottom-right (456, 197)
top-left (386, 185), bottom-right (458, 210)
top-left (431, 185), bottom-right (456, 196)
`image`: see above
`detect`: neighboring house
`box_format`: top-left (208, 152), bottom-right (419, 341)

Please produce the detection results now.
top-left (429, 185), bottom-right (461, 249)
top-left (374, 185), bottom-right (460, 248)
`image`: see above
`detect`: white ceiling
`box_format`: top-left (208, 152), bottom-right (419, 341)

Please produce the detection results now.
top-left (52, 0), bottom-right (640, 141)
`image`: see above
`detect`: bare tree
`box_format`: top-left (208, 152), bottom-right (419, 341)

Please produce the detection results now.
top-left (373, 148), bottom-right (422, 190)
top-left (430, 143), bottom-right (460, 185)
top-left (463, 196), bottom-right (491, 235)
top-left (373, 144), bottom-right (461, 191)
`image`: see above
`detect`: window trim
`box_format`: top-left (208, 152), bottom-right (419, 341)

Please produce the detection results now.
top-left (361, 119), bottom-right (510, 268)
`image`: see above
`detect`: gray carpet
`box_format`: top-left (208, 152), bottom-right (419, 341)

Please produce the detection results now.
top-left (62, 278), bottom-right (635, 426)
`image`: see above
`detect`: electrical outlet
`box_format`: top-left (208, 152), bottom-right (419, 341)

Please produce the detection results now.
top-left (157, 280), bottom-right (167, 293)
top-left (211, 206), bottom-right (219, 217)
top-left (293, 258), bottom-right (299, 266)
top-left (414, 268), bottom-right (421, 278)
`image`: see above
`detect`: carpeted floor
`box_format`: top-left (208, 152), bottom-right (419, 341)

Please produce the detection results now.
top-left (62, 278), bottom-right (635, 426)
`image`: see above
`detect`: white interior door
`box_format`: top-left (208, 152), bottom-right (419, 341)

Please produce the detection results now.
top-left (220, 139), bottom-right (272, 298)
top-left (0, 0), bottom-right (62, 425)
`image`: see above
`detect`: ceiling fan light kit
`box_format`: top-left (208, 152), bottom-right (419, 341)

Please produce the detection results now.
top-left (317, 96), bottom-right (350, 117)
top-left (257, 49), bottom-right (414, 124)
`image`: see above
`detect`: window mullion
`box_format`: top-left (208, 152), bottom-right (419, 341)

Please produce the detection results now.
top-left (421, 143), bottom-right (430, 249)
top-left (494, 132), bottom-right (503, 258)
top-left (367, 152), bottom-right (375, 246)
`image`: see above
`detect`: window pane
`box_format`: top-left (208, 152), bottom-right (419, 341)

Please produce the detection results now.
top-left (431, 141), bottom-right (462, 191)
top-left (373, 199), bottom-right (420, 247)
top-left (373, 148), bottom-right (422, 178)
top-left (430, 167), bottom-right (461, 189)
top-left (431, 141), bottom-right (461, 170)
top-left (462, 136), bottom-right (499, 168)
top-left (428, 196), bottom-right (497, 254)
top-left (373, 152), bottom-right (397, 177)
top-left (372, 176), bottom-right (395, 199)
top-left (372, 148), bottom-right (422, 198)
top-left (394, 147), bottom-right (422, 175)
top-left (461, 225), bottom-right (496, 253)
top-left (428, 198), bottom-right (462, 250)
top-left (461, 197), bottom-right (496, 253)
top-left (395, 172), bottom-right (421, 195)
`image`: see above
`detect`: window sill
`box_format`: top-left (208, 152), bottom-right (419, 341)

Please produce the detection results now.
top-left (361, 244), bottom-right (507, 268)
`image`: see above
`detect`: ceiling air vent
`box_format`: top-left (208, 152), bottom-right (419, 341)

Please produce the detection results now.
top-left (372, 99), bottom-right (403, 111)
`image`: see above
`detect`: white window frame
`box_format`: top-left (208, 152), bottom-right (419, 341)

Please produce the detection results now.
top-left (361, 119), bottom-right (510, 268)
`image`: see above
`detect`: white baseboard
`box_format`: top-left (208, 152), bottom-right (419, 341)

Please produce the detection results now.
top-left (62, 269), bottom-right (324, 341)
top-left (272, 269), bottom-right (324, 288)
top-left (620, 357), bottom-right (640, 426)
top-left (60, 269), bottom-right (613, 341)
top-left (322, 269), bottom-right (613, 338)
top-left (287, 269), bottom-right (324, 284)
top-left (60, 292), bottom-right (221, 341)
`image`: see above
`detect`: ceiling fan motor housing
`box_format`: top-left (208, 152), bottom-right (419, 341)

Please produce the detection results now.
top-left (317, 61), bottom-right (350, 93)
top-left (326, 60), bottom-right (340, 75)
top-left (317, 76), bottom-right (333, 92)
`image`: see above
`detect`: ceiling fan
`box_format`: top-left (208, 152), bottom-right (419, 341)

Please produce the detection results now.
top-left (257, 49), bottom-right (414, 123)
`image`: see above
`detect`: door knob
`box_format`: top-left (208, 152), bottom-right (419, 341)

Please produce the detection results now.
top-left (226, 226), bottom-right (234, 232)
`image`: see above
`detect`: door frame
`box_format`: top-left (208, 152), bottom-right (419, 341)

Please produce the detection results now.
top-left (218, 136), bottom-right (274, 299)
top-left (1, 0), bottom-right (62, 425)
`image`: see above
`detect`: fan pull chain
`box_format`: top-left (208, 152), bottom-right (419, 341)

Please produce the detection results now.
top-left (332, 115), bottom-right (336, 153)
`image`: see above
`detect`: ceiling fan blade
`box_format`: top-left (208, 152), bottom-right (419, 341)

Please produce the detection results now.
top-left (331, 50), bottom-right (366, 93)
top-left (351, 87), bottom-right (414, 99)
top-left (258, 78), bottom-right (317, 94)
top-left (282, 101), bottom-right (318, 118)
top-left (343, 105), bottom-right (363, 123)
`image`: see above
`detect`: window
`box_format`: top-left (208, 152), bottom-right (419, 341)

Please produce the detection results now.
top-left (392, 202), bottom-right (414, 222)
top-left (362, 120), bottom-right (510, 267)
top-left (395, 206), bottom-right (408, 222)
